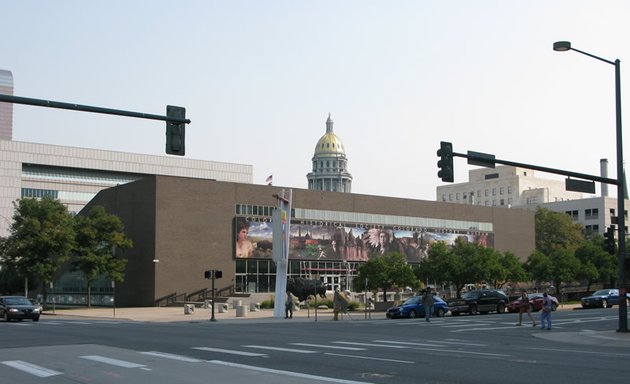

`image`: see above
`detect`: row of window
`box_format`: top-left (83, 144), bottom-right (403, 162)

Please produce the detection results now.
top-left (442, 186), bottom-right (513, 203)
top-left (235, 204), bottom-right (295, 218)
top-left (21, 188), bottom-right (58, 199)
top-left (312, 159), bottom-right (347, 173)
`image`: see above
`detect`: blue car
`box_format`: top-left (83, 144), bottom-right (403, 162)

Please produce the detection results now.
top-left (581, 289), bottom-right (630, 309)
top-left (386, 295), bottom-right (449, 319)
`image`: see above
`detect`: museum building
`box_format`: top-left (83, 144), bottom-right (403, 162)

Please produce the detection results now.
top-left (69, 175), bottom-right (535, 307)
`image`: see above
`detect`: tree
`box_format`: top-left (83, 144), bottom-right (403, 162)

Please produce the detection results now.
top-left (535, 207), bottom-right (585, 255)
top-left (353, 253), bottom-right (417, 302)
top-left (72, 206), bottom-right (132, 307)
top-left (574, 236), bottom-right (616, 291)
top-left (527, 248), bottom-right (580, 294)
top-left (492, 251), bottom-right (529, 290)
top-left (3, 197), bottom-right (75, 298)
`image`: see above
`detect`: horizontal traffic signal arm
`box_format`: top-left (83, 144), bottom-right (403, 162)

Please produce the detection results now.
top-left (451, 149), bottom-right (618, 186)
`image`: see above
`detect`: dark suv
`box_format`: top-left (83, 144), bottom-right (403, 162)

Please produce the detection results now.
top-left (447, 289), bottom-right (508, 316)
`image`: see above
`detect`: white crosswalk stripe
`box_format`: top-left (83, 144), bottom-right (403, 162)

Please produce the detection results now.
top-left (1, 360), bottom-right (62, 378)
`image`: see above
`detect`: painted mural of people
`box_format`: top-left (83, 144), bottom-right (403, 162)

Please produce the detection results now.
top-left (235, 219), bottom-right (254, 258)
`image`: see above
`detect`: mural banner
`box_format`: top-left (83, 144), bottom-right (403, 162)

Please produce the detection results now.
top-left (234, 217), bottom-right (493, 262)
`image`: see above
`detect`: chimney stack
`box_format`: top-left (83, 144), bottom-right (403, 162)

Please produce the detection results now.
top-left (600, 158), bottom-right (609, 197)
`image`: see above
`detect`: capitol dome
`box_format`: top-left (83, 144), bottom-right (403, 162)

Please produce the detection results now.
top-left (314, 115), bottom-right (346, 156)
top-left (306, 114), bottom-right (352, 193)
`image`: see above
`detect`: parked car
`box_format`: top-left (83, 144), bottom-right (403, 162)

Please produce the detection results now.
top-left (0, 296), bottom-right (41, 322)
top-left (581, 289), bottom-right (630, 309)
top-left (507, 293), bottom-right (558, 313)
top-left (386, 295), bottom-right (449, 319)
top-left (447, 289), bottom-right (509, 316)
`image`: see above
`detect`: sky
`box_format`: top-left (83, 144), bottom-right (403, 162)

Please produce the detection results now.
top-left (2, 1), bottom-right (630, 201)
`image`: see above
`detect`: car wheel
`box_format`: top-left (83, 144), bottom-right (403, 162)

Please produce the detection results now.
top-left (436, 308), bottom-right (445, 317)
top-left (408, 309), bottom-right (417, 319)
top-left (468, 304), bottom-right (478, 315)
top-left (496, 303), bottom-right (506, 314)
top-left (602, 299), bottom-right (608, 308)
top-left (33, 317), bottom-right (40, 322)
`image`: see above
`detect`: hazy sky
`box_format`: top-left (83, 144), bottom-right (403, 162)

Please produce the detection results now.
top-left (2, 1), bottom-right (629, 200)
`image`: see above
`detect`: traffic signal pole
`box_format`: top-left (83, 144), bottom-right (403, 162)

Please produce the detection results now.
top-left (438, 141), bottom-right (627, 332)
top-left (0, 94), bottom-right (190, 156)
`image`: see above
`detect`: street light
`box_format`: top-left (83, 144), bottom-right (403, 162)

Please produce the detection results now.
top-left (554, 41), bottom-right (627, 332)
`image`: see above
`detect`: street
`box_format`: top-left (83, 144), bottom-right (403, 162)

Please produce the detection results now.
top-left (0, 308), bottom-right (628, 383)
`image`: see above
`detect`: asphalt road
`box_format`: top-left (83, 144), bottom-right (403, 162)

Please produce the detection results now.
top-left (1, 308), bottom-right (628, 384)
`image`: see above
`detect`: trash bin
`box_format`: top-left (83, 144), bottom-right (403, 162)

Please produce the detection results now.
top-left (236, 305), bottom-right (249, 317)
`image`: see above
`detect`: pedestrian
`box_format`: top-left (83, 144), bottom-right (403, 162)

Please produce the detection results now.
top-left (422, 287), bottom-right (435, 322)
top-left (285, 291), bottom-right (294, 319)
top-left (540, 292), bottom-right (553, 330)
top-left (333, 287), bottom-right (348, 321)
top-left (516, 290), bottom-right (536, 327)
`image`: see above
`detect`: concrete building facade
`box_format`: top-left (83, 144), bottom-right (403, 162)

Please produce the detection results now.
top-left (436, 165), bottom-right (584, 208)
top-left (0, 139), bottom-right (253, 237)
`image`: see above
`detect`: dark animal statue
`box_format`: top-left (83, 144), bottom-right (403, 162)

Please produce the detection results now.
top-left (286, 277), bottom-right (327, 302)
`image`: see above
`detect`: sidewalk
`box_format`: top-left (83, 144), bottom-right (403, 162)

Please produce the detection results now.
top-left (42, 305), bottom-right (342, 323)
top-left (41, 303), bottom-right (630, 348)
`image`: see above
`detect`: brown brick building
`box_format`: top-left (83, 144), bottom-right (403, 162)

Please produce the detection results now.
top-left (82, 175), bottom-right (535, 306)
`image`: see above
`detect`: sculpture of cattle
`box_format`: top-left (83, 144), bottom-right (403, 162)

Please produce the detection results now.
top-left (286, 277), bottom-right (327, 302)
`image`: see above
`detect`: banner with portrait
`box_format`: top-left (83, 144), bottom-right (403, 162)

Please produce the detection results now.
top-left (234, 217), bottom-right (494, 262)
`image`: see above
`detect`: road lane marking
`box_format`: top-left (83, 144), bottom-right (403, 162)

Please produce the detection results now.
top-left (1, 360), bottom-right (63, 378)
top-left (524, 347), bottom-right (630, 357)
top-left (289, 343), bottom-right (366, 351)
top-left (80, 355), bottom-right (146, 368)
top-left (451, 326), bottom-right (523, 332)
top-left (332, 341), bottom-right (408, 349)
top-left (372, 340), bottom-right (443, 347)
top-left (208, 360), bottom-right (372, 384)
top-left (192, 347), bottom-right (267, 357)
top-left (139, 351), bottom-right (202, 362)
top-left (324, 352), bottom-right (414, 364)
top-left (243, 345), bottom-right (318, 353)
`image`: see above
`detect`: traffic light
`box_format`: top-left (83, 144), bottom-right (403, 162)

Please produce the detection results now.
top-left (204, 270), bottom-right (223, 279)
top-left (166, 105), bottom-right (186, 156)
top-left (437, 141), bottom-right (454, 182)
top-left (603, 226), bottom-right (616, 255)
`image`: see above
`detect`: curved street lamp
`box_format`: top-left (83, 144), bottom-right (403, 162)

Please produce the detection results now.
top-left (554, 41), bottom-right (627, 333)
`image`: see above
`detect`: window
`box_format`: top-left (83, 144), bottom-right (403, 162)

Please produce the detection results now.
top-left (585, 209), bottom-right (599, 220)
top-left (566, 210), bottom-right (578, 220)
top-left (499, 187), bottom-right (505, 195)
top-left (507, 186), bottom-right (512, 194)
top-left (456, 193), bottom-right (460, 201)
top-left (485, 189), bottom-right (489, 197)
top-left (492, 188), bottom-right (496, 196)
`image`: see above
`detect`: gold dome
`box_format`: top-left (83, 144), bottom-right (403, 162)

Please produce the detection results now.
top-left (314, 133), bottom-right (346, 155)
top-left (313, 114), bottom-right (346, 156)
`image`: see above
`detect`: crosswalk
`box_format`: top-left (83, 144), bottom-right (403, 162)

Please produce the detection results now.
top-left (0, 337), bottom-right (492, 381)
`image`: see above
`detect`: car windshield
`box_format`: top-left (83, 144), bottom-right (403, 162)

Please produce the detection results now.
top-left (403, 297), bottom-right (421, 305)
top-left (462, 292), bottom-right (479, 300)
top-left (592, 290), bottom-right (614, 296)
top-left (4, 297), bottom-right (32, 305)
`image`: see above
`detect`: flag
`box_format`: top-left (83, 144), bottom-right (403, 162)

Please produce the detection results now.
top-left (266, 174), bottom-right (273, 185)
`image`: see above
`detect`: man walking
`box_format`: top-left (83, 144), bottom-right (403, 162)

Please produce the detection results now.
top-left (422, 287), bottom-right (435, 322)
